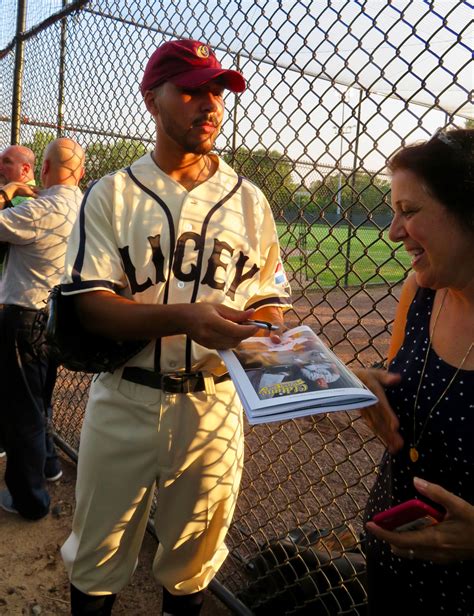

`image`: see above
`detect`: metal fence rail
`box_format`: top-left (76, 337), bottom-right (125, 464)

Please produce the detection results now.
top-left (2, 1), bottom-right (472, 613)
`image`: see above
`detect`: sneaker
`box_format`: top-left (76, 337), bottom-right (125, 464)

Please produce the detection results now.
top-left (0, 489), bottom-right (18, 514)
top-left (45, 469), bottom-right (63, 482)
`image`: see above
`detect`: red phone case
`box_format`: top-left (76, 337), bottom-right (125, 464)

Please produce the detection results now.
top-left (372, 499), bottom-right (444, 532)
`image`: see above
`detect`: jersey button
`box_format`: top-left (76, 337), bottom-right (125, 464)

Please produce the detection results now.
top-left (177, 281), bottom-right (185, 289)
top-left (184, 223), bottom-right (193, 231)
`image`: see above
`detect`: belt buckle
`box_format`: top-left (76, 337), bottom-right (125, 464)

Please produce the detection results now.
top-left (163, 372), bottom-right (199, 394)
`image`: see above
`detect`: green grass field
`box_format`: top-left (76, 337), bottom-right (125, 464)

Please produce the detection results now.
top-left (276, 222), bottom-right (411, 287)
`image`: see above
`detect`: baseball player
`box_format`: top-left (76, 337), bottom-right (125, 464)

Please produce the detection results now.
top-left (60, 39), bottom-right (291, 615)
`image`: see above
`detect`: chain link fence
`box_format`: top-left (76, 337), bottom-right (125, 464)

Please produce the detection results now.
top-left (2, 1), bottom-right (472, 613)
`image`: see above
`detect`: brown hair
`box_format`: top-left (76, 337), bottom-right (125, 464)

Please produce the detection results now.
top-left (388, 128), bottom-right (474, 233)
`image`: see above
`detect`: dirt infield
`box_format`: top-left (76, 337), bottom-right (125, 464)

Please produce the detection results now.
top-left (0, 453), bottom-right (231, 615)
top-left (0, 284), bottom-right (400, 613)
top-left (286, 283), bottom-right (402, 366)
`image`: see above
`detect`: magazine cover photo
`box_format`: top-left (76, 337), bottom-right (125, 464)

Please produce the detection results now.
top-left (234, 326), bottom-right (358, 400)
top-left (219, 326), bottom-right (377, 423)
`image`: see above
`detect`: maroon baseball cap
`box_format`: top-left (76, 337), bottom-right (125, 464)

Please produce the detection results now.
top-left (140, 39), bottom-right (246, 95)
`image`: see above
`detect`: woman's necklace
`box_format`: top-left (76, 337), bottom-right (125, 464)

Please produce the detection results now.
top-left (409, 289), bottom-right (473, 463)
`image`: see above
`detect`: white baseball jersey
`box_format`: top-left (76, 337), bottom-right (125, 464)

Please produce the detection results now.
top-left (62, 153), bottom-right (291, 374)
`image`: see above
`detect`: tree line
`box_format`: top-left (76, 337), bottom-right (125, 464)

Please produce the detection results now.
top-left (223, 147), bottom-right (391, 221)
top-left (25, 132), bottom-right (392, 220)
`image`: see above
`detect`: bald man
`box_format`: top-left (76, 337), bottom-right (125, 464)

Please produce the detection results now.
top-left (0, 145), bottom-right (37, 459)
top-left (0, 138), bottom-right (85, 520)
top-left (0, 145), bottom-right (36, 263)
top-left (0, 144), bottom-right (35, 186)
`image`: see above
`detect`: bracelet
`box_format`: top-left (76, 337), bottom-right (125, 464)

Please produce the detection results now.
top-left (0, 189), bottom-right (9, 203)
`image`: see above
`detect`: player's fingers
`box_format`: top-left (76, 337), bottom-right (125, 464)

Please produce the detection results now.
top-left (366, 390), bottom-right (399, 429)
top-left (206, 320), bottom-right (259, 348)
top-left (217, 305), bottom-right (255, 324)
top-left (216, 319), bottom-right (259, 339)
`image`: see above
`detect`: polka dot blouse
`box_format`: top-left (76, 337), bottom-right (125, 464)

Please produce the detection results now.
top-left (363, 287), bottom-right (474, 616)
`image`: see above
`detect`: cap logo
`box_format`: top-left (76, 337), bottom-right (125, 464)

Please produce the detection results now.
top-left (196, 45), bottom-right (210, 59)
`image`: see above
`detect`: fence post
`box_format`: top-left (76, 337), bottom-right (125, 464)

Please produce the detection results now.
top-left (343, 87), bottom-right (363, 288)
top-left (11, 0), bottom-right (27, 144)
top-left (230, 52), bottom-right (241, 166)
top-left (57, 0), bottom-right (68, 137)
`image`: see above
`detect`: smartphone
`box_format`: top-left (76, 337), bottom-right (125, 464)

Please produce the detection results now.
top-left (372, 499), bottom-right (444, 532)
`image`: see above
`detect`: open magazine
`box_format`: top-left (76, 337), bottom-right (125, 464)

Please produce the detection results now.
top-left (219, 325), bottom-right (378, 424)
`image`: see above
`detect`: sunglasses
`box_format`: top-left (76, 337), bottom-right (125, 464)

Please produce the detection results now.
top-left (430, 127), bottom-right (462, 151)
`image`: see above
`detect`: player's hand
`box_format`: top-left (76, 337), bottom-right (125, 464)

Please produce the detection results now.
top-left (182, 303), bottom-right (260, 349)
top-left (365, 477), bottom-right (474, 563)
top-left (353, 368), bottom-right (403, 454)
top-left (1, 181), bottom-right (38, 201)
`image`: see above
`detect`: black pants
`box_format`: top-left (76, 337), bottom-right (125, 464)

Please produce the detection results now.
top-left (0, 305), bottom-right (56, 519)
top-left (0, 365), bottom-right (59, 474)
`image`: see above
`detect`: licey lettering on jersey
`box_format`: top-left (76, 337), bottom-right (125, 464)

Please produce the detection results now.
top-left (119, 229), bottom-right (259, 301)
top-left (119, 163), bottom-right (279, 309)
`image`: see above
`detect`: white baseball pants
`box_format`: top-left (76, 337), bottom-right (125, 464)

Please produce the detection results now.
top-left (61, 369), bottom-right (244, 596)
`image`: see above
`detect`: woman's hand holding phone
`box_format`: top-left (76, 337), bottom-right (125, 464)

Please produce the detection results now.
top-left (365, 477), bottom-right (474, 564)
top-left (372, 498), bottom-right (443, 532)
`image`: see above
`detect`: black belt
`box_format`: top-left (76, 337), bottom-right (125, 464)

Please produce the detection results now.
top-left (122, 367), bottom-right (230, 394)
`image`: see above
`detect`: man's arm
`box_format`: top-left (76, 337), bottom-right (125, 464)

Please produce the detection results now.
top-left (73, 290), bottom-right (260, 350)
top-left (0, 182), bottom-right (37, 210)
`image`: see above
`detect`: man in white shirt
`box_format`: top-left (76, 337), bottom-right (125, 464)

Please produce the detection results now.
top-left (0, 137), bottom-right (85, 520)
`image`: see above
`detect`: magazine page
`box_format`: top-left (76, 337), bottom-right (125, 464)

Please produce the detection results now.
top-left (219, 325), bottom-right (377, 423)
